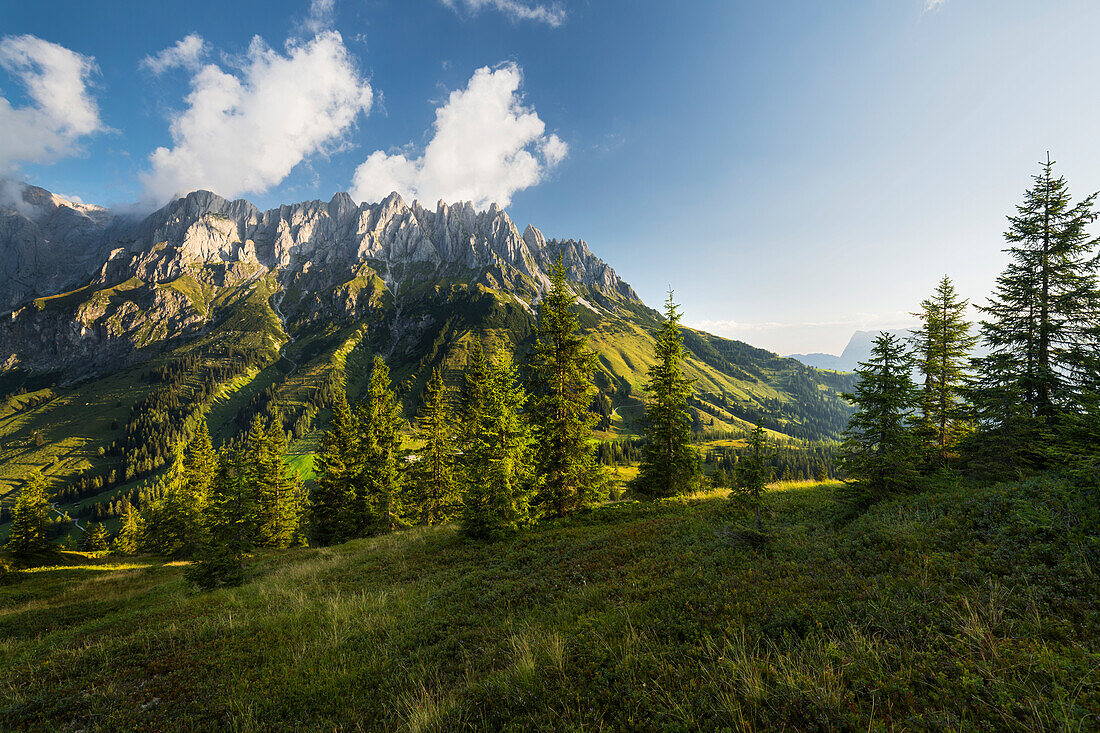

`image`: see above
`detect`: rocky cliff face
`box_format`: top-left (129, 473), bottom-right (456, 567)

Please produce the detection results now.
top-left (0, 184), bottom-right (120, 311)
top-left (2, 186), bottom-right (637, 304)
top-left (0, 182), bottom-right (640, 377)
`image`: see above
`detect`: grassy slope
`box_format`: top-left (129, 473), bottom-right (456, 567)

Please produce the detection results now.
top-left (0, 368), bottom-right (149, 499)
top-left (0, 271), bottom-right (289, 505)
top-left (2, 476), bottom-right (1096, 731)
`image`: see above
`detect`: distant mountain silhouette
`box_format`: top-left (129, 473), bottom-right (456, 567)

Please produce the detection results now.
top-left (789, 328), bottom-right (991, 372)
top-left (787, 329), bottom-right (909, 372)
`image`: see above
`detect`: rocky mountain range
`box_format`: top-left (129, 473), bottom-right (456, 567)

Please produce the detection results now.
top-left (1, 183), bottom-right (635, 376)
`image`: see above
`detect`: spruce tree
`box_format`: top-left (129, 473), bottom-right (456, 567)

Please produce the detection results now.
top-left (459, 338), bottom-right (490, 434)
top-left (5, 469), bottom-right (52, 557)
top-left (183, 418), bottom-right (218, 499)
top-left (733, 424), bottom-right (774, 531)
top-left (86, 521), bottom-right (110, 552)
top-left (112, 499), bottom-right (143, 554)
top-left (973, 156), bottom-right (1100, 468)
top-left (910, 276), bottom-right (978, 466)
top-left (310, 386), bottom-right (358, 545)
top-left (250, 417), bottom-right (306, 548)
top-left (411, 368), bottom-right (459, 525)
top-left (838, 332), bottom-right (920, 506)
top-left (356, 356), bottom-right (406, 534)
top-left (142, 421), bottom-right (215, 556)
top-left (634, 290), bottom-right (701, 498)
top-left (528, 257), bottom-right (607, 517)
top-left (459, 353), bottom-right (534, 540)
top-left (186, 445), bottom-right (256, 589)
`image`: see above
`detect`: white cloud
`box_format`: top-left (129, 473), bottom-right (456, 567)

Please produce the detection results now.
top-left (924, 0), bottom-right (946, 10)
top-left (540, 134), bottom-right (568, 167)
top-left (441, 0), bottom-right (566, 27)
top-left (0, 35), bottom-right (105, 172)
top-left (0, 179), bottom-right (34, 216)
top-left (302, 0), bottom-right (336, 36)
top-left (350, 63), bottom-right (566, 209)
top-left (140, 34), bottom-right (207, 75)
top-left (141, 30), bottom-right (372, 204)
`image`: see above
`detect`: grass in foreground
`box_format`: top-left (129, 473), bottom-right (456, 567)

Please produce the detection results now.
top-left (1, 477), bottom-right (1097, 731)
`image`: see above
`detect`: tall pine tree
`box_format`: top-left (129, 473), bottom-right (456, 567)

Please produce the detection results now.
top-left (528, 257), bottom-right (607, 517)
top-left (355, 356), bottom-right (406, 534)
top-left (411, 368), bottom-right (459, 525)
top-left (143, 419), bottom-right (215, 556)
top-left (910, 276), bottom-right (977, 466)
top-left (85, 521), bottom-right (110, 552)
top-left (459, 338), bottom-right (490, 437)
top-left (310, 385), bottom-right (358, 545)
top-left (112, 499), bottom-right (143, 555)
top-left (183, 418), bottom-right (218, 498)
top-left (4, 469), bottom-right (52, 557)
top-left (838, 332), bottom-right (919, 506)
top-left (733, 424), bottom-right (774, 532)
top-left (634, 290), bottom-right (701, 498)
top-left (249, 416), bottom-right (307, 548)
top-left (973, 156), bottom-right (1099, 468)
top-left (186, 445), bottom-right (257, 589)
top-left (459, 353), bottom-right (534, 540)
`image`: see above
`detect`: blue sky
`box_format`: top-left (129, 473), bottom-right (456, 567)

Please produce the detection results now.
top-left (2, 0), bottom-right (1100, 354)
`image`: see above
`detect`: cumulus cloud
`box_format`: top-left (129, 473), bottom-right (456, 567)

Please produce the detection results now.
top-left (441, 0), bottom-right (566, 27)
top-left (0, 35), bottom-right (105, 173)
top-left (351, 64), bottom-right (566, 209)
top-left (141, 30), bottom-right (372, 204)
top-left (140, 34), bottom-right (207, 75)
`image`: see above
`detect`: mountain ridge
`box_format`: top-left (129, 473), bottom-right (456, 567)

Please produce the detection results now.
top-left (0, 182), bottom-right (638, 377)
top-left (0, 182), bottom-right (636, 315)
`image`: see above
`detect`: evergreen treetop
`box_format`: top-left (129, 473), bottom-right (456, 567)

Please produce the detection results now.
top-left (311, 384), bottom-right (357, 545)
top-left (529, 257), bottom-right (607, 517)
top-left (733, 424), bottom-right (774, 532)
top-left (839, 332), bottom-right (920, 505)
top-left (412, 368), bottom-right (459, 525)
top-left (634, 290), bottom-right (701, 499)
top-left (112, 500), bottom-right (142, 555)
top-left (459, 353), bottom-right (534, 540)
top-left (980, 156), bottom-right (1099, 419)
top-left (5, 469), bottom-right (53, 557)
top-left (356, 356), bottom-right (406, 534)
top-left (910, 275), bottom-right (977, 466)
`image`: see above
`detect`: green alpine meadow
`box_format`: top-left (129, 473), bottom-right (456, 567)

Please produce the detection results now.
top-left (2, 2), bottom-right (1099, 730)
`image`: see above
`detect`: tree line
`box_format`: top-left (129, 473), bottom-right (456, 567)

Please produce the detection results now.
top-left (839, 156), bottom-right (1100, 506)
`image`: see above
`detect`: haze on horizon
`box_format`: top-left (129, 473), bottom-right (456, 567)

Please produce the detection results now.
top-left (2, 0), bottom-right (1098, 356)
